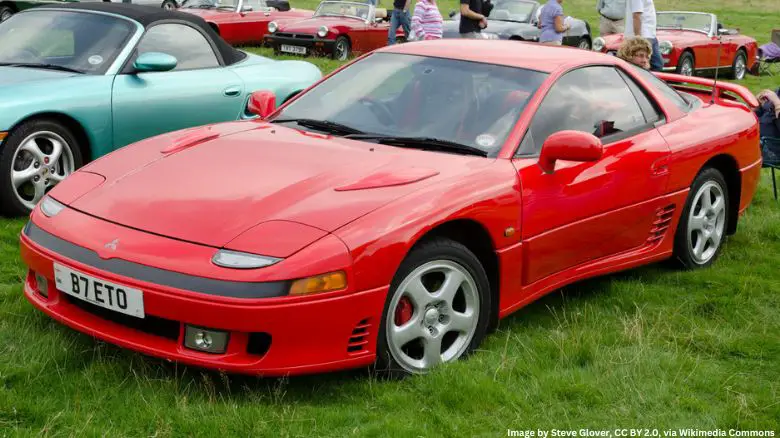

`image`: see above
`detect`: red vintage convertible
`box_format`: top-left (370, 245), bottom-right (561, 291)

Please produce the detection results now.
top-left (20, 41), bottom-right (761, 377)
top-left (593, 11), bottom-right (758, 80)
top-left (264, 1), bottom-right (404, 61)
top-left (179, 0), bottom-right (313, 45)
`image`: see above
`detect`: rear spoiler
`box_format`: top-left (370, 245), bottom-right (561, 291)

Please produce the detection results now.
top-left (654, 72), bottom-right (759, 109)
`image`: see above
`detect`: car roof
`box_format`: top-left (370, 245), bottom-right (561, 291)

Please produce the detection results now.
top-left (377, 39), bottom-right (617, 73)
top-left (32, 2), bottom-right (247, 65)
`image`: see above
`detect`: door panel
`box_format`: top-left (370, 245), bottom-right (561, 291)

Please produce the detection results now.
top-left (111, 68), bottom-right (244, 148)
top-left (517, 129), bottom-right (671, 284)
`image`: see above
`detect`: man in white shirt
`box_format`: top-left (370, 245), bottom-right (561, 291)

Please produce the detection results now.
top-left (624, 0), bottom-right (662, 71)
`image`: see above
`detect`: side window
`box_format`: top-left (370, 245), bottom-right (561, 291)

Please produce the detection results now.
top-left (518, 66), bottom-right (649, 156)
top-left (626, 63), bottom-right (691, 113)
top-left (617, 69), bottom-right (663, 124)
top-left (135, 23), bottom-right (219, 71)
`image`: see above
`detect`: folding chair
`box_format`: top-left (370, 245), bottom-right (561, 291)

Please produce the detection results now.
top-left (756, 29), bottom-right (780, 77)
top-left (761, 137), bottom-right (780, 200)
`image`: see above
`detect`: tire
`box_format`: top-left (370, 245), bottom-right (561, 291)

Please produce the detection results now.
top-left (676, 51), bottom-right (695, 76)
top-left (332, 36), bottom-right (350, 62)
top-left (577, 37), bottom-right (591, 50)
top-left (730, 49), bottom-right (747, 80)
top-left (0, 119), bottom-right (83, 216)
top-left (161, 0), bottom-right (177, 9)
top-left (0, 5), bottom-right (14, 22)
top-left (375, 238), bottom-right (491, 378)
top-left (672, 167), bottom-right (729, 269)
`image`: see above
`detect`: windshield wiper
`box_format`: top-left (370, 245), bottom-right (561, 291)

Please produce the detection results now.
top-left (0, 63), bottom-right (85, 74)
top-left (272, 118), bottom-right (366, 136)
top-left (344, 134), bottom-right (488, 157)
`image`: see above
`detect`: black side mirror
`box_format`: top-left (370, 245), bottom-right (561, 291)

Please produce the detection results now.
top-left (448, 10), bottom-right (456, 18)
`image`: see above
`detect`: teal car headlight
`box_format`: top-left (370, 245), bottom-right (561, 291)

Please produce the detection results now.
top-left (268, 21), bottom-right (278, 33)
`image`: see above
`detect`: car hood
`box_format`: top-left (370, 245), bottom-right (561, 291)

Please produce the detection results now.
top-left (69, 122), bottom-right (480, 247)
top-left (277, 16), bottom-right (361, 33)
top-left (604, 29), bottom-right (703, 48)
top-left (0, 66), bottom-right (78, 85)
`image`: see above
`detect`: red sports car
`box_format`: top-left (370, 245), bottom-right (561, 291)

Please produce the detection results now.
top-left (179, 0), bottom-right (313, 45)
top-left (20, 41), bottom-right (762, 377)
top-left (593, 11), bottom-right (757, 80)
top-left (264, 1), bottom-right (404, 61)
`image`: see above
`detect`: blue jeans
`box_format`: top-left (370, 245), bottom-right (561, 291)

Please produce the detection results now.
top-left (388, 9), bottom-right (410, 45)
top-left (648, 37), bottom-right (664, 71)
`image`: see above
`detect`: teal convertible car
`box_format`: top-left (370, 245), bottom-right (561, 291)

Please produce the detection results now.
top-left (0, 3), bottom-right (322, 215)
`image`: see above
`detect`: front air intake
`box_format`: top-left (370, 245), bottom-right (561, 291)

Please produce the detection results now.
top-left (347, 318), bottom-right (372, 354)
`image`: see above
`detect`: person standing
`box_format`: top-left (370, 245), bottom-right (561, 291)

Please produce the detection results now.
top-left (459, 0), bottom-right (487, 38)
top-left (616, 36), bottom-right (651, 69)
top-left (411, 0), bottom-right (443, 40)
top-left (388, 0), bottom-right (411, 45)
top-left (624, 0), bottom-right (662, 71)
top-left (539, 0), bottom-right (570, 45)
top-left (596, 0), bottom-right (626, 36)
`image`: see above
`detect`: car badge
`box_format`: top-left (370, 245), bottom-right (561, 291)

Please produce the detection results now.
top-left (104, 238), bottom-right (119, 251)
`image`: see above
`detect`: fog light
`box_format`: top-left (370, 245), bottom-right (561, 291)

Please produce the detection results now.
top-left (33, 271), bottom-right (48, 298)
top-left (184, 325), bottom-right (229, 354)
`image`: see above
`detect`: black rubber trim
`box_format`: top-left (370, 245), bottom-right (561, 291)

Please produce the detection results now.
top-left (24, 221), bottom-right (291, 299)
top-left (264, 35), bottom-right (336, 52)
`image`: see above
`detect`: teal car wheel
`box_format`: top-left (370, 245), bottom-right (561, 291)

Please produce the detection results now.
top-left (0, 119), bottom-right (82, 216)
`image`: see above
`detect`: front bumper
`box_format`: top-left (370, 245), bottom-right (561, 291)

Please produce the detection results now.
top-left (19, 211), bottom-right (387, 376)
top-left (264, 34), bottom-right (336, 57)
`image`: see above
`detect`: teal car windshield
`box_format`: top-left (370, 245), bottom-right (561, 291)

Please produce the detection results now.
top-left (0, 10), bottom-right (135, 74)
top-left (272, 53), bottom-right (547, 155)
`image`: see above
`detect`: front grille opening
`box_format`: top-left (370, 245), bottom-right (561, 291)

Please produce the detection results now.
top-left (247, 332), bottom-right (272, 356)
top-left (62, 294), bottom-right (180, 341)
top-left (347, 318), bottom-right (371, 354)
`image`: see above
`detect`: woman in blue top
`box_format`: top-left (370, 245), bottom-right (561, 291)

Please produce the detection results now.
top-left (538, 0), bottom-right (570, 45)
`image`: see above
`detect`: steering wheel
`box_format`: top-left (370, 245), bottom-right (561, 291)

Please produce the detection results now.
top-left (358, 97), bottom-right (397, 127)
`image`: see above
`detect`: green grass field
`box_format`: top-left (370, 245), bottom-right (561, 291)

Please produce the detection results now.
top-left (1, 0), bottom-right (779, 435)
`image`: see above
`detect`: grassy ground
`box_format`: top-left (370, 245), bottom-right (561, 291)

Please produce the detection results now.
top-left (1, 0), bottom-right (779, 436)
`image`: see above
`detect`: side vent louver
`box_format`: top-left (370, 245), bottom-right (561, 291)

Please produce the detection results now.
top-left (347, 318), bottom-right (371, 354)
top-left (647, 204), bottom-right (676, 246)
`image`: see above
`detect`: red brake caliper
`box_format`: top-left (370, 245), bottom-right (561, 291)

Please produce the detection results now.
top-left (394, 297), bottom-right (413, 326)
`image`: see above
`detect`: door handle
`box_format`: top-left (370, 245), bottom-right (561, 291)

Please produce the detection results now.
top-left (223, 86), bottom-right (241, 97)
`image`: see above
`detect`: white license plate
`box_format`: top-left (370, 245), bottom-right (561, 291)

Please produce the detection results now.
top-left (281, 44), bottom-right (307, 54)
top-left (54, 263), bottom-right (145, 318)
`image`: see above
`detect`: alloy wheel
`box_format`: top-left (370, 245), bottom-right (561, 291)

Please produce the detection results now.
top-left (385, 260), bottom-right (480, 373)
top-left (10, 131), bottom-right (75, 211)
top-left (686, 180), bottom-right (726, 265)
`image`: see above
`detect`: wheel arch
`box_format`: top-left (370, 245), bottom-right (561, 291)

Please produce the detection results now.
top-left (406, 219), bottom-right (501, 332)
top-left (699, 153), bottom-right (741, 235)
top-left (6, 112), bottom-right (92, 164)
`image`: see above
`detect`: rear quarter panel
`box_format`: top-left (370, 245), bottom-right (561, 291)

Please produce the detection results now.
top-left (228, 53), bottom-right (322, 107)
top-left (657, 95), bottom-right (760, 209)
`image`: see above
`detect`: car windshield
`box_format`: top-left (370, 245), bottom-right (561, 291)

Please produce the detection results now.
top-left (181, 0), bottom-right (240, 9)
top-left (0, 10), bottom-right (135, 74)
top-left (657, 12), bottom-right (713, 34)
top-left (314, 1), bottom-right (371, 20)
top-left (272, 53), bottom-right (547, 156)
top-left (489, 0), bottom-right (535, 22)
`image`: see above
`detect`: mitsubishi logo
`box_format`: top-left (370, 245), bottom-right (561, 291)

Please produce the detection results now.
top-left (104, 238), bottom-right (119, 251)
